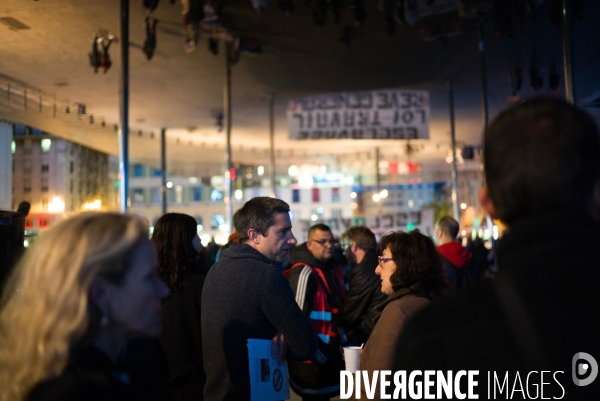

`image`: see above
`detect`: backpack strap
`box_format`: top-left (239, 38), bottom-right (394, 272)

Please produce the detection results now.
top-left (494, 274), bottom-right (547, 370)
top-left (283, 262), bottom-right (308, 278)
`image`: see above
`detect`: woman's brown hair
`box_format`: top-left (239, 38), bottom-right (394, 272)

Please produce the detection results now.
top-left (379, 230), bottom-right (447, 297)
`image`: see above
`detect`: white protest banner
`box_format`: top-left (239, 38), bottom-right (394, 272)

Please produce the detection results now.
top-left (288, 89), bottom-right (430, 140)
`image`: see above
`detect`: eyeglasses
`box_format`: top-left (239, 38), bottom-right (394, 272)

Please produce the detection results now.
top-left (378, 256), bottom-right (393, 266)
top-left (310, 238), bottom-right (338, 247)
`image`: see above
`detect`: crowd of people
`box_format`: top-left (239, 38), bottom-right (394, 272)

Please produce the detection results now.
top-left (0, 98), bottom-right (599, 400)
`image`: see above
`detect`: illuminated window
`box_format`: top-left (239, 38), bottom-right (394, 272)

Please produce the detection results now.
top-left (210, 189), bottom-right (223, 202)
top-left (312, 188), bottom-right (320, 203)
top-left (211, 214), bottom-right (225, 229)
top-left (133, 188), bottom-right (145, 204)
top-left (175, 185), bottom-right (183, 204)
top-left (41, 139), bottom-right (52, 153)
top-left (11, 141), bottom-right (15, 154)
top-left (332, 188), bottom-right (340, 202)
top-left (133, 164), bottom-right (145, 177)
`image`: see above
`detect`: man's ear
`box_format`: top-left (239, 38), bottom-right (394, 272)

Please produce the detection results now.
top-left (306, 239), bottom-right (314, 252)
top-left (247, 228), bottom-right (261, 245)
top-left (478, 185), bottom-right (498, 220)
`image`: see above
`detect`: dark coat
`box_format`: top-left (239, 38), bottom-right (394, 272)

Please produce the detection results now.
top-left (28, 344), bottom-right (139, 401)
top-left (341, 251), bottom-right (387, 343)
top-left (201, 244), bottom-right (317, 401)
top-left (159, 268), bottom-right (206, 401)
top-left (395, 211), bottom-right (600, 399)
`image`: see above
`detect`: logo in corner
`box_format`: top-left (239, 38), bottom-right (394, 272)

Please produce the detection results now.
top-left (572, 352), bottom-right (598, 387)
top-left (273, 368), bottom-right (283, 392)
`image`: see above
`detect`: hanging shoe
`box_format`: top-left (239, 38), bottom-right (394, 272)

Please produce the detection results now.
top-left (209, 37), bottom-right (219, 55)
top-left (529, 61), bottom-right (543, 91)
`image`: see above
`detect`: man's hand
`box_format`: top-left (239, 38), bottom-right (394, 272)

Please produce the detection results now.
top-left (271, 332), bottom-right (287, 365)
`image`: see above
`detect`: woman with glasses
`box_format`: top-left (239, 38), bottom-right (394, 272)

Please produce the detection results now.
top-left (358, 230), bottom-right (446, 398)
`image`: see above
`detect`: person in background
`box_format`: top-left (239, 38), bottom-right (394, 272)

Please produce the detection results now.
top-left (151, 213), bottom-right (207, 401)
top-left (0, 213), bottom-right (169, 401)
top-left (466, 236), bottom-right (489, 281)
top-left (395, 99), bottom-right (600, 399)
top-left (285, 224), bottom-right (346, 401)
top-left (435, 216), bottom-right (473, 292)
top-left (340, 226), bottom-right (386, 344)
top-left (201, 197), bottom-right (317, 401)
top-left (358, 230), bottom-right (446, 399)
top-left (16, 201), bottom-right (30, 217)
top-left (214, 210), bottom-right (241, 263)
top-left (204, 237), bottom-right (220, 265)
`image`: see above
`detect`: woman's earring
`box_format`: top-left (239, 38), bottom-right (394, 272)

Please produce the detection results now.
top-left (99, 313), bottom-right (109, 328)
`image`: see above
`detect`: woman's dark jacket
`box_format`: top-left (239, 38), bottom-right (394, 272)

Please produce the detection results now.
top-left (158, 265), bottom-right (207, 401)
top-left (27, 344), bottom-right (139, 401)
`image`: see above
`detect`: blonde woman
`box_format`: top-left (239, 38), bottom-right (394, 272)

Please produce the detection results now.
top-left (0, 213), bottom-right (169, 401)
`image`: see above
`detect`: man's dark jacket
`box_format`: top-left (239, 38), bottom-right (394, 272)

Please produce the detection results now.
top-left (395, 212), bottom-right (600, 399)
top-left (201, 244), bottom-right (318, 401)
top-left (341, 250), bottom-right (386, 343)
top-left (286, 243), bottom-right (345, 397)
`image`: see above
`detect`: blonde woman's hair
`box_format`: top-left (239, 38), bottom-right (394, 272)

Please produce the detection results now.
top-left (0, 212), bottom-right (148, 401)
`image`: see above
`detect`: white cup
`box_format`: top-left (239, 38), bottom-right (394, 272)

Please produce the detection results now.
top-left (343, 346), bottom-right (362, 372)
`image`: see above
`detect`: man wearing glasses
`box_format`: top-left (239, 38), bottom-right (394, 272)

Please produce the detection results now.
top-left (284, 224), bottom-right (346, 401)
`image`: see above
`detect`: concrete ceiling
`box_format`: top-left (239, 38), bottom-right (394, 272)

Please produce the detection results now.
top-left (1, 0), bottom-right (600, 176)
